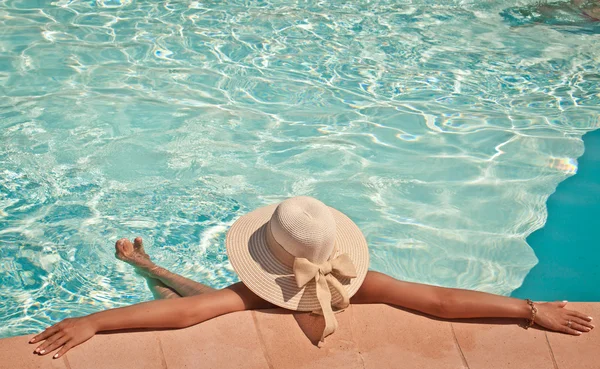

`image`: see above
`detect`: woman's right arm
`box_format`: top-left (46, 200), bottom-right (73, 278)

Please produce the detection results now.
top-left (30, 282), bottom-right (272, 359)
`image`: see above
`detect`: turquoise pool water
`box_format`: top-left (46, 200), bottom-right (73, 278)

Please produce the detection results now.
top-left (1, 0), bottom-right (599, 338)
top-left (512, 129), bottom-right (600, 301)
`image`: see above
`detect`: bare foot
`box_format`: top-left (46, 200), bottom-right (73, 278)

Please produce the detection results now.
top-left (133, 237), bottom-right (150, 259)
top-left (115, 237), bottom-right (154, 271)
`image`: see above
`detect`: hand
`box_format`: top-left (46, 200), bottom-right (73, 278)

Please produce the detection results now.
top-left (534, 301), bottom-right (594, 335)
top-left (30, 316), bottom-right (98, 358)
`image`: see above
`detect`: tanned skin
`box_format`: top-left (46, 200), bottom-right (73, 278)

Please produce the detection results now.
top-left (29, 238), bottom-right (594, 359)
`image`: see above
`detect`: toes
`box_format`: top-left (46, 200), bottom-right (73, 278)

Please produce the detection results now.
top-left (133, 237), bottom-right (150, 258)
top-left (115, 238), bottom-right (133, 257)
top-left (115, 238), bottom-right (126, 251)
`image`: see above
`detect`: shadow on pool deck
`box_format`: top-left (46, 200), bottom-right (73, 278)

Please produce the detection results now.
top-left (512, 129), bottom-right (600, 302)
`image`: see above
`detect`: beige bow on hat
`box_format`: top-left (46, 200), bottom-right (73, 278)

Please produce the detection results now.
top-left (294, 254), bottom-right (358, 343)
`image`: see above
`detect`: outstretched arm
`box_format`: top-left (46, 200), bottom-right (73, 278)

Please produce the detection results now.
top-left (30, 282), bottom-right (273, 359)
top-left (351, 271), bottom-right (594, 335)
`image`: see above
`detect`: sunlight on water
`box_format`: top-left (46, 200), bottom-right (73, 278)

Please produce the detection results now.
top-left (0, 0), bottom-right (599, 337)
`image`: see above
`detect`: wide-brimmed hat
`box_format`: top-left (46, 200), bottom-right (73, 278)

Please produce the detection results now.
top-left (226, 196), bottom-right (370, 344)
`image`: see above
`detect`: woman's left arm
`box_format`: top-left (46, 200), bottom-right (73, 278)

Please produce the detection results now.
top-left (352, 271), bottom-right (594, 335)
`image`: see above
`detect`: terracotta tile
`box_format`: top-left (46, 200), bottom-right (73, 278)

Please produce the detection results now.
top-left (3, 303), bottom-right (600, 369)
top-left (546, 302), bottom-right (600, 369)
top-left (65, 330), bottom-right (166, 369)
top-left (351, 304), bottom-right (466, 369)
top-left (0, 334), bottom-right (68, 369)
top-left (452, 318), bottom-right (554, 369)
top-left (158, 310), bottom-right (270, 369)
top-left (252, 307), bottom-right (363, 369)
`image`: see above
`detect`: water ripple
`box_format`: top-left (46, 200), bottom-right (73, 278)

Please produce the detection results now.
top-left (1, 0), bottom-right (599, 338)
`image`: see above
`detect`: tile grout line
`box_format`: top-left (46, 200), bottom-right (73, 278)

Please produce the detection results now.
top-left (544, 332), bottom-right (559, 369)
top-left (348, 305), bottom-right (366, 369)
top-left (62, 353), bottom-right (72, 369)
top-left (450, 323), bottom-right (471, 369)
top-left (155, 333), bottom-right (169, 369)
top-left (251, 311), bottom-right (275, 369)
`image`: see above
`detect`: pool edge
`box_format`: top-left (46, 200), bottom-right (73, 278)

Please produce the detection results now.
top-left (1, 302), bottom-right (598, 369)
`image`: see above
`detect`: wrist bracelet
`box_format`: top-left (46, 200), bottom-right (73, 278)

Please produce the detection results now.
top-left (525, 299), bottom-right (537, 329)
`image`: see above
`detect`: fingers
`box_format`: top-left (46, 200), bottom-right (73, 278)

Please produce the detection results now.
top-left (569, 315), bottom-right (595, 329)
top-left (570, 321), bottom-right (592, 333)
top-left (37, 335), bottom-right (69, 356)
top-left (561, 316), bottom-right (595, 335)
top-left (568, 310), bottom-right (594, 323)
top-left (54, 342), bottom-right (75, 359)
top-left (560, 325), bottom-right (583, 336)
top-left (30, 325), bottom-right (60, 344)
top-left (556, 302), bottom-right (595, 323)
top-left (34, 333), bottom-right (65, 354)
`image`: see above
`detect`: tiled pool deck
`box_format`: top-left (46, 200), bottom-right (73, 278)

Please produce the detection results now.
top-left (1, 303), bottom-right (598, 369)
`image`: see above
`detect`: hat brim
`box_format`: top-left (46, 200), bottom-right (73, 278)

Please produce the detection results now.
top-left (226, 203), bottom-right (370, 312)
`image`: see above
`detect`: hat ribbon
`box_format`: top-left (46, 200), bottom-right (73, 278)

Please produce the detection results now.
top-left (293, 254), bottom-right (357, 344)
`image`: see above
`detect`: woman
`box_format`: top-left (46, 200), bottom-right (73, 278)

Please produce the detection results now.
top-left (30, 197), bottom-right (594, 359)
top-left (501, 0), bottom-right (600, 26)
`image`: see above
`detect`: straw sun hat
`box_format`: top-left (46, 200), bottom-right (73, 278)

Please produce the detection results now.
top-left (226, 196), bottom-right (370, 344)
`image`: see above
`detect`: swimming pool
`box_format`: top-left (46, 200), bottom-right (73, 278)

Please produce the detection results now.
top-left (1, 0), bottom-right (598, 338)
top-left (512, 128), bottom-right (600, 301)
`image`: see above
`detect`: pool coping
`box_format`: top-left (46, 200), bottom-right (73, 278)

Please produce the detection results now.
top-left (1, 302), bottom-right (598, 369)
